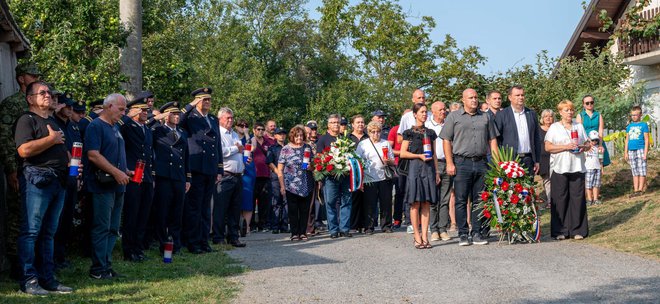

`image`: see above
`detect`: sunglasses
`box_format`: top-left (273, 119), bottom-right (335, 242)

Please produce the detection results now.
top-left (584, 101), bottom-right (594, 105)
top-left (255, 128), bottom-right (265, 131)
top-left (30, 90), bottom-right (52, 97)
top-left (236, 124), bottom-right (247, 128)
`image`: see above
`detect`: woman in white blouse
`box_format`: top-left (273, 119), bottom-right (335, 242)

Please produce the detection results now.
top-left (356, 121), bottom-right (395, 233)
top-left (544, 100), bottom-right (592, 240)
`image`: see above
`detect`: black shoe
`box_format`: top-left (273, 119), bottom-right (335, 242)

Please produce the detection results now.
top-left (471, 233), bottom-right (489, 245)
top-left (55, 260), bottom-right (71, 270)
top-left (89, 271), bottom-right (112, 280)
top-left (42, 281), bottom-right (74, 294)
top-left (212, 239), bottom-right (226, 245)
top-left (330, 233), bottom-right (339, 239)
top-left (229, 240), bottom-right (246, 248)
top-left (365, 229), bottom-right (375, 235)
top-left (124, 253), bottom-right (143, 262)
top-left (458, 234), bottom-right (471, 246)
top-left (189, 247), bottom-right (203, 254)
top-left (108, 269), bottom-right (124, 278)
top-left (21, 278), bottom-right (49, 296)
top-left (272, 229), bottom-right (280, 234)
top-left (340, 232), bottom-right (353, 238)
top-left (137, 253), bottom-right (149, 261)
top-left (202, 245), bottom-right (216, 253)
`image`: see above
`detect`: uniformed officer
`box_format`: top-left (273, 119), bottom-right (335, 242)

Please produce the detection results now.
top-left (78, 99), bottom-right (104, 140)
top-left (118, 98), bottom-right (154, 262)
top-left (0, 62), bottom-right (41, 278)
top-left (152, 102), bottom-right (190, 254)
top-left (179, 88), bottom-right (223, 254)
top-left (52, 92), bottom-right (82, 269)
top-left (71, 100), bottom-right (87, 123)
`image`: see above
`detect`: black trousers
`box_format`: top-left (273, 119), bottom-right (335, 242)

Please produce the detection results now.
top-left (54, 176), bottom-right (78, 263)
top-left (550, 172), bottom-right (589, 238)
top-left (213, 175), bottom-right (242, 242)
top-left (251, 177), bottom-right (272, 230)
top-left (453, 158), bottom-right (488, 236)
top-left (153, 177), bottom-right (186, 252)
top-left (393, 174), bottom-right (409, 224)
top-left (350, 190), bottom-right (367, 230)
top-left (183, 173), bottom-right (214, 250)
top-left (121, 181), bottom-right (154, 256)
top-left (363, 179), bottom-right (393, 230)
top-left (286, 191), bottom-right (311, 237)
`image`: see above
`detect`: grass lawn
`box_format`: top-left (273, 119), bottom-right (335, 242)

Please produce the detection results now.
top-left (0, 243), bottom-right (245, 303)
top-left (538, 151), bottom-right (659, 260)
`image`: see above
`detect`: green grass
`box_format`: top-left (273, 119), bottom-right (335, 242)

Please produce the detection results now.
top-left (538, 152), bottom-right (659, 260)
top-left (0, 243), bottom-right (245, 303)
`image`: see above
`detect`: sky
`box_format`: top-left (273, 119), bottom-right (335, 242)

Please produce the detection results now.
top-left (305, 0), bottom-right (586, 76)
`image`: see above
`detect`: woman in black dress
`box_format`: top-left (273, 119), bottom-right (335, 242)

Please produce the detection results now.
top-left (400, 103), bottom-right (440, 249)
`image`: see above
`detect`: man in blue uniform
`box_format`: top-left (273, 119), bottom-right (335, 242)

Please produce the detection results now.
top-left (118, 98), bottom-right (154, 262)
top-left (179, 88), bottom-right (223, 253)
top-left (152, 102), bottom-right (191, 254)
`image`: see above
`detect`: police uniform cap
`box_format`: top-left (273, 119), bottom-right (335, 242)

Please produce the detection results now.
top-left (72, 100), bottom-right (86, 112)
top-left (340, 117), bottom-right (348, 125)
top-left (126, 99), bottom-right (149, 109)
top-left (191, 87), bottom-right (213, 98)
top-left (306, 122), bottom-right (318, 130)
top-left (159, 101), bottom-right (181, 113)
top-left (58, 92), bottom-right (75, 106)
top-left (372, 110), bottom-right (387, 117)
top-left (131, 91), bottom-right (154, 103)
top-left (274, 127), bottom-right (287, 135)
top-left (15, 62), bottom-right (42, 76)
top-left (89, 99), bottom-right (104, 109)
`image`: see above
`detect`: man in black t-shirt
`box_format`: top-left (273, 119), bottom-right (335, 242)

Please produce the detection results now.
top-left (14, 81), bottom-right (72, 295)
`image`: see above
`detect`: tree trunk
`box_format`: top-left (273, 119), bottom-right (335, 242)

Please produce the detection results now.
top-left (119, 0), bottom-right (142, 101)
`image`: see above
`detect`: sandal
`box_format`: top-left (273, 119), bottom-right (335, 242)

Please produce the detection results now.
top-left (299, 235), bottom-right (308, 241)
top-left (414, 240), bottom-right (424, 249)
top-left (423, 241), bottom-right (433, 249)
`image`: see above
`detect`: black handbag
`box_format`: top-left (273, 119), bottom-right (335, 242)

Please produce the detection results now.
top-left (396, 159), bottom-right (409, 176)
top-left (95, 170), bottom-right (116, 184)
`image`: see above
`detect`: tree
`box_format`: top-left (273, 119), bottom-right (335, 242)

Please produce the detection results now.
top-left (119, 0), bottom-right (143, 99)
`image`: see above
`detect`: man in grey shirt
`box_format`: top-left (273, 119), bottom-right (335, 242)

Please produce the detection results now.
top-left (440, 88), bottom-right (498, 247)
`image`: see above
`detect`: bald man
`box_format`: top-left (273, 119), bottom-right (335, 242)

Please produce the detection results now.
top-left (397, 89), bottom-right (431, 137)
top-left (440, 88), bottom-right (498, 247)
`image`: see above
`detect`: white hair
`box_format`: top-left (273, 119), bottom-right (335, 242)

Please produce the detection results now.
top-left (104, 93), bottom-right (126, 107)
top-left (218, 107), bottom-right (233, 117)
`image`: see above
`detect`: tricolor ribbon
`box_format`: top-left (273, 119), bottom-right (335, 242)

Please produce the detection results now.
top-left (348, 157), bottom-right (363, 192)
top-left (492, 190), bottom-right (503, 223)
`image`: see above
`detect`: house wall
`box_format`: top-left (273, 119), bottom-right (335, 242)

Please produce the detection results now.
top-left (0, 42), bottom-right (18, 101)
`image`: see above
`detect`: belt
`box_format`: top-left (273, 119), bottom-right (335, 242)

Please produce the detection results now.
top-left (453, 154), bottom-right (485, 162)
top-left (223, 171), bottom-right (242, 177)
top-left (517, 153), bottom-right (532, 158)
top-left (438, 158), bottom-right (446, 163)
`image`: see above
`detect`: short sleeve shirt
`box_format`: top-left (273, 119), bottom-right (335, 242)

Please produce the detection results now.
top-left (85, 118), bottom-right (127, 193)
top-left (544, 122), bottom-right (587, 174)
top-left (439, 108), bottom-right (498, 157)
top-left (316, 133), bottom-right (338, 154)
top-left (402, 127), bottom-right (436, 154)
top-left (278, 144), bottom-right (314, 197)
top-left (387, 125), bottom-right (401, 164)
top-left (14, 112), bottom-right (68, 176)
top-left (626, 122), bottom-right (649, 151)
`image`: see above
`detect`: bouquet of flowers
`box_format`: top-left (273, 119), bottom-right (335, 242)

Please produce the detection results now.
top-left (479, 147), bottom-right (541, 244)
top-left (312, 134), bottom-right (364, 190)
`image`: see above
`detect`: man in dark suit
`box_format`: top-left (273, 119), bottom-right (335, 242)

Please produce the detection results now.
top-left (179, 88), bottom-right (224, 253)
top-left (118, 98), bottom-right (154, 262)
top-left (152, 102), bottom-right (190, 254)
top-left (494, 85), bottom-right (542, 178)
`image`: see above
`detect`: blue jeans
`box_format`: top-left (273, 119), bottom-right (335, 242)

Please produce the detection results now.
top-left (18, 173), bottom-right (65, 287)
top-left (323, 176), bottom-right (351, 234)
top-left (90, 192), bottom-right (124, 274)
top-left (453, 157), bottom-right (488, 236)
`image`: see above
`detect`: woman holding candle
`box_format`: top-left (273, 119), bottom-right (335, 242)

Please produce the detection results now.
top-left (277, 125), bottom-right (315, 241)
top-left (400, 103), bottom-right (439, 249)
top-left (356, 121), bottom-right (395, 233)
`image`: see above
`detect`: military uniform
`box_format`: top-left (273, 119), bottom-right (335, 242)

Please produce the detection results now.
top-left (152, 102), bottom-right (191, 253)
top-left (179, 88), bottom-right (223, 253)
top-left (118, 99), bottom-right (154, 261)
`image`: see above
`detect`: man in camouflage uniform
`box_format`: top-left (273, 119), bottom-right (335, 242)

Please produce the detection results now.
top-left (0, 63), bottom-right (41, 278)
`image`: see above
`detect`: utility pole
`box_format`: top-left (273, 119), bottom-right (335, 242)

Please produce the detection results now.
top-left (119, 0), bottom-right (142, 101)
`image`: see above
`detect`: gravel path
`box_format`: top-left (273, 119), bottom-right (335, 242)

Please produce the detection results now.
top-left (227, 230), bottom-right (660, 303)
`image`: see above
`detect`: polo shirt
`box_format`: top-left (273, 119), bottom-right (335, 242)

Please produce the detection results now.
top-left (439, 108), bottom-right (498, 158)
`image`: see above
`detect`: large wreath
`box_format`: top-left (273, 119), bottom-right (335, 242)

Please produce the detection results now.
top-left (479, 147), bottom-right (541, 244)
top-left (312, 133), bottom-right (364, 191)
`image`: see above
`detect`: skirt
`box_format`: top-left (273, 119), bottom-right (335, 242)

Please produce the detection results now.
top-left (403, 159), bottom-right (437, 205)
top-left (241, 161), bottom-right (256, 211)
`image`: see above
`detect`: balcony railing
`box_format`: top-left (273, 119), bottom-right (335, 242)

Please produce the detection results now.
top-left (617, 7), bottom-right (660, 58)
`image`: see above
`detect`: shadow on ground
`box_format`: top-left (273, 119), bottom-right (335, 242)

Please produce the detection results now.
top-left (518, 276), bottom-right (660, 304)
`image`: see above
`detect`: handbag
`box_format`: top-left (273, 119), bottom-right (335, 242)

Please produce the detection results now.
top-left (95, 170), bottom-right (116, 184)
top-left (396, 159), bottom-right (409, 176)
top-left (369, 139), bottom-right (395, 180)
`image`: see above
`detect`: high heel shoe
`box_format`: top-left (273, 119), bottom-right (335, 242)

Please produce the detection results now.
top-left (414, 240), bottom-right (424, 249)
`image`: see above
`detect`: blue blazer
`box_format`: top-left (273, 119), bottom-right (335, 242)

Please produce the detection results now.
top-left (179, 104), bottom-right (224, 176)
top-left (119, 116), bottom-right (154, 183)
top-left (152, 125), bottom-right (191, 183)
top-left (494, 106), bottom-right (542, 164)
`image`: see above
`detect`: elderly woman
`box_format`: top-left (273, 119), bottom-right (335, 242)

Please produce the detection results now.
top-left (544, 100), bottom-right (591, 240)
top-left (539, 109), bottom-right (554, 209)
top-left (277, 125), bottom-right (314, 241)
top-left (348, 115), bottom-right (369, 233)
top-left (356, 121), bottom-right (395, 233)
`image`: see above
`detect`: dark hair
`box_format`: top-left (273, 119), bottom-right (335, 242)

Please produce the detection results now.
top-left (253, 121), bottom-right (264, 128)
top-left (486, 90), bottom-right (501, 99)
top-left (631, 105), bottom-right (642, 113)
top-left (412, 102), bottom-right (426, 114)
top-left (235, 118), bottom-right (248, 128)
top-left (582, 94), bottom-right (595, 103)
top-left (507, 85), bottom-right (524, 96)
top-left (288, 125), bottom-right (307, 143)
top-left (26, 80), bottom-right (49, 96)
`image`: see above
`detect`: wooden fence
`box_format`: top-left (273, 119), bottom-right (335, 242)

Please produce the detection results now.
top-left (603, 119), bottom-right (659, 156)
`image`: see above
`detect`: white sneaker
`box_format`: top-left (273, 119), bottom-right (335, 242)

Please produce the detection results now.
top-left (406, 226), bottom-right (414, 234)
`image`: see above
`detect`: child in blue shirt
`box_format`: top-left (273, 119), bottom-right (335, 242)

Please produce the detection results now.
top-left (623, 106), bottom-right (649, 197)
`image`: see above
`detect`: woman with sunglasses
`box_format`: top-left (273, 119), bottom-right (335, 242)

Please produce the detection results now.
top-left (576, 95), bottom-right (609, 205)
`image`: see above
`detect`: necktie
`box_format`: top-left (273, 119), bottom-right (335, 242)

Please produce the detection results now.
top-left (170, 129), bottom-right (179, 142)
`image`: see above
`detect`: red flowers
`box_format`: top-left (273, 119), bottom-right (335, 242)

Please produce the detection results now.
top-left (497, 198), bottom-right (503, 206)
top-left (323, 146), bottom-right (331, 152)
top-left (502, 209), bottom-right (509, 215)
top-left (314, 158), bottom-right (321, 164)
top-left (315, 164), bottom-right (323, 171)
top-left (324, 155), bottom-right (333, 162)
top-left (481, 191), bottom-right (490, 201)
top-left (514, 183), bottom-right (523, 193)
top-left (511, 195), bottom-right (520, 204)
top-left (501, 181), bottom-right (510, 191)
top-left (326, 164), bottom-right (334, 172)
top-left (483, 209), bottom-right (491, 219)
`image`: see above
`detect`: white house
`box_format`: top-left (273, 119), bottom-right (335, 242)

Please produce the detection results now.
top-left (0, 0), bottom-right (30, 101)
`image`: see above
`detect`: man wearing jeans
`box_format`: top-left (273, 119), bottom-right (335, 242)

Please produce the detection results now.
top-left (14, 81), bottom-right (72, 295)
top-left (85, 93), bottom-right (129, 279)
top-left (440, 89), bottom-right (498, 246)
top-left (317, 114), bottom-right (352, 239)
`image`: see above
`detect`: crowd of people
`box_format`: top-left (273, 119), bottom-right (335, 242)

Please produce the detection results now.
top-left (0, 62), bottom-right (651, 296)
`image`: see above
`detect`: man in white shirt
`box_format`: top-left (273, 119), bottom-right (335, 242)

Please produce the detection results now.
top-left (213, 107), bottom-right (247, 247)
top-left (425, 101), bottom-right (452, 241)
top-left (397, 89), bottom-right (428, 139)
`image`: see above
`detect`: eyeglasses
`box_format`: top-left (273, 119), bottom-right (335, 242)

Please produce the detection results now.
top-left (255, 128), bottom-right (265, 131)
top-left (369, 130), bottom-right (381, 134)
top-left (584, 101), bottom-right (594, 105)
top-left (30, 90), bottom-right (52, 97)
